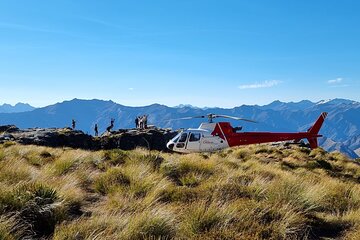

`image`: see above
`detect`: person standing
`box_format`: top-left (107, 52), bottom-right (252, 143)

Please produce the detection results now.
top-left (94, 124), bottom-right (98, 136)
top-left (139, 116), bottom-right (143, 129)
top-left (72, 119), bottom-right (76, 129)
top-left (135, 117), bottom-right (139, 129)
top-left (106, 118), bottom-right (115, 132)
top-left (144, 115), bottom-right (148, 129)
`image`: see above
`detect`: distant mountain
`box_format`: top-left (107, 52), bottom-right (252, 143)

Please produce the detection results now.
top-left (0, 98), bottom-right (359, 158)
top-left (316, 98), bottom-right (357, 106)
top-left (0, 103), bottom-right (35, 113)
top-left (258, 100), bottom-right (315, 111)
top-left (319, 137), bottom-right (358, 159)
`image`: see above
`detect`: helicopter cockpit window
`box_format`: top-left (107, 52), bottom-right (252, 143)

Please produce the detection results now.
top-left (189, 133), bottom-right (201, 142)
top-left (178, 133), bottom-right (188, 143)
top-left (176, 133), bottom-right (188, 148)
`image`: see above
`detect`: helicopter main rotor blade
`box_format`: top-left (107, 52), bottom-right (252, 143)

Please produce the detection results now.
top-left (214, 114), bottom-right (257, 123)
top-left (162, 115), bottom-right (206, 122)
top-left (161, 114), bottom-right (256, 123)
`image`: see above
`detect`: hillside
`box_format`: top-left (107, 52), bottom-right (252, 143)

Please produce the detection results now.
top-left (0, 98), bottom-right (359, 158)
top-left (0, 143), bottom-right (360, 239)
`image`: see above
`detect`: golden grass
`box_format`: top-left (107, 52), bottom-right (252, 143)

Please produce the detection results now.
top-left (0, 143), bottom-right (360, 239)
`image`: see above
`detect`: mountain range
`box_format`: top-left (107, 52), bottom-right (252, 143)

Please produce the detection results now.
top-left (0, 103), bottom-right (35, 113)
top-left (0, 98), bottom-right (359, 158)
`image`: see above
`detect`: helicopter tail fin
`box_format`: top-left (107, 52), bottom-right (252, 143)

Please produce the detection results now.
top-left (306, 112), bottom-right (328, 148)
top-left (307, 112), bottom-right (328, 134)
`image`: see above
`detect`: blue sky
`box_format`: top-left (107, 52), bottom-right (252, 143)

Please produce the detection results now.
top-left (0, 0), bottom-right (359, 107)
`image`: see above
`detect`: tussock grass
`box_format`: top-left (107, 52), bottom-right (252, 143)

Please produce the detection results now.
top-left (0, 161), bottom-right (32, 184)
top-left (2, 141), bottom-right (16, 148)
top-left (122, 163), bottom-right (160, 197)
top-left (309, 147), bottom-right (327, 160)
top-left (1, 142), bottom-right (360, 239)
top-left (103, 149), bottom-right (128, 165)
top-left (121, 206), bottom-right (176, 240)
top-left (315, 180), bottom-right (360, 214)
top-left (95, 149), bottom-right (129, 170)
top-left (94, 167), bottom-right (130, 194)
top-left (255, 145), bottom-right (275, 154)
top-left (53, 215), bottom-right (125, 240)
top-left (234, 148), bottom-right (251, 160)
top-left (20, 149), bottom-right (55, 167)
top-left (213, 175), bottom-right (257, 201)
top-left (154, 184), bottom-right (208, 204)
top-left (0, 148), bottom-right (5, 161)
top-left (160, 154), bottom-right (215, 185)
top-left (180, 200), bottom-right (235, 237)
top-left (141, 153), bottom-right (165, 170)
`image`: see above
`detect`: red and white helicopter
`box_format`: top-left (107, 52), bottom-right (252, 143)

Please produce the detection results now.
top-left (166, 113), bottom-right (328, 153)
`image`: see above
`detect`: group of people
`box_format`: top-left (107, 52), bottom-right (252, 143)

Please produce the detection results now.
top-left (71, 118), bottom-right (115, 136)
top-left (135, 115), bottom-right (148, 129)
top-left (71, 115), bottom-right (149, 136)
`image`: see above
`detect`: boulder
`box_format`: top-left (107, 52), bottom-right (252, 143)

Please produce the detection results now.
top-left (98, 128), bottom-right (177, 151)
top-left (0, 125), bottom-right (19, 133)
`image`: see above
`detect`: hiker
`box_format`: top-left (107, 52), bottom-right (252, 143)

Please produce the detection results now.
top-left (139, 116), bottom-right (144, 129)
top-left (106, 118), bottom-right (115, 132)
top-left (135, 116), bottom-right (139, 129)
top-left (139, 115), bottom-right (147, 129)
top-left (72, 119), bottom-right (76, 129)
top-left (94, 124), bottom-right (98, 136)
top-left (143, 115), bottom-right (148, 129)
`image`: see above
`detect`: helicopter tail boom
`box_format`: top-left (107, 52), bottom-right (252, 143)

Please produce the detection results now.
top-left (213, 112), bottom-right (328, 149)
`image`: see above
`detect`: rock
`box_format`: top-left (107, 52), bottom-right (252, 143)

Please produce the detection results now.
top-left (0, 133), bottom-right (15, 141)
top-left (98, 129), bottom-right (177, 151)
top-left (0, 125), bottom-right (19, 133)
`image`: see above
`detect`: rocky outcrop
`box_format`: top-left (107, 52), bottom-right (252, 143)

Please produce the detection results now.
top-left (0, 125), bottom-right (19, 133)
top-left (0, 125), bottom-right (177, 151)
top-left (98, 128), bottom-right (177, 151)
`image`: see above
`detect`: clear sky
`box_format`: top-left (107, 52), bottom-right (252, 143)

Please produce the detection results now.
top-left (0, 0), bottom-right (359, 107)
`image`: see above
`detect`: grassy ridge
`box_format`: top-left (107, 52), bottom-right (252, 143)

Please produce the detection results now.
top-left (0, 143), bottom-right (360, 239)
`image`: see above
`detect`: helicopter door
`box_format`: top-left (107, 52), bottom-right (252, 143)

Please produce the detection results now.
top-left (175, 132), bottom-right (188, 149)
top-left (186, 132), bottom-right (201, 152)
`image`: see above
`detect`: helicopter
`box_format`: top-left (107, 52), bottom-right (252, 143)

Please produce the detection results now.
top-left (166, 112), bottom-right (328, 153)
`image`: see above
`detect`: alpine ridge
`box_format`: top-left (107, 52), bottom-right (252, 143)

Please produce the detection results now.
top-left (0, 98), bottom-right (359, 158)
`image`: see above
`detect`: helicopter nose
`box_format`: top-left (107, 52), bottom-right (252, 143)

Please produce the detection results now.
top-left (167, 142), bottom-right (174, 150)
